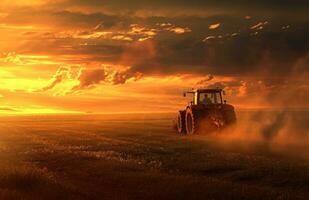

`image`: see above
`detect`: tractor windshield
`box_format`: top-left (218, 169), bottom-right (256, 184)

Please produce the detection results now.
top-left (199, 92), bottom-right (222, 105)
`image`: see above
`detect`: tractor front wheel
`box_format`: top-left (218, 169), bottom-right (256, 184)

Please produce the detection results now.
top-left (176, 111), bottom-right (186, 134)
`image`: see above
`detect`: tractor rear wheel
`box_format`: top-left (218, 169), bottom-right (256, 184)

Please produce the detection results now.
top-left (176, 111), bottom-right (186, 134)
top-left (222, 109), bottom-right (236, 125)
top-left (185, 108), bottom-right (202, 134)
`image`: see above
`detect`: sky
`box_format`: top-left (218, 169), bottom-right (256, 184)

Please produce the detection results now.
top-left (0, 0), bottom-right (308, 114)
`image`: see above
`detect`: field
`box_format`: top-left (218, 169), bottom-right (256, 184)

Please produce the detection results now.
top-left (0, 111), bottom-right (308, 200)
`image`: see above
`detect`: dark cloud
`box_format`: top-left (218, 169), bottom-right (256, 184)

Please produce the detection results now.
top-left (1, 9), bottom-right (123, 29)
top-left (112, 71), bottom-right (143, 85)
top-left (2, 0), bottom-right (308, 89)
top-left (118, 22), bottom-right (308, 77)
top-left (71, 68), bottom-right (106, 91)
top-left (36, 66), bottom-right (145, 94)
top-left (196, 74), bottom-right (214, 85)
top-left (204, 54), bottom-right (309, 108)
top-left (15, 12), bottom-right (308, 80)
top-left (72, 67), bottom-right (143, 89)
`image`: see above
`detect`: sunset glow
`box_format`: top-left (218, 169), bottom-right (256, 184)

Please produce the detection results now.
top-left (0, 0), bottom-right (308, 114)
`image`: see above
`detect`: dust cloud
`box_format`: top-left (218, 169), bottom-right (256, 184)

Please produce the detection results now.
top-left (195, 55), bottom-right (309, 159)
top-left (198, 110), bottom-right (309, 160)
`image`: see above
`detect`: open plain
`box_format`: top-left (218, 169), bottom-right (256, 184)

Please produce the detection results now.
top-left (0, 111), bottom-right (308, 200)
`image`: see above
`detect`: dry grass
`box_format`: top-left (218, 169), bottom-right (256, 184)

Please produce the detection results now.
top-left (0, 165), bottom-right (80, 200)
top-left (0, 112), bottom-right (308, 199)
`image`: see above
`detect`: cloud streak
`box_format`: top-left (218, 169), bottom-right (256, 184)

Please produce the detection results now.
top-left (38, 66), bottom-right (71, 92)
top-left (37, 66), bottom-right (144, 94)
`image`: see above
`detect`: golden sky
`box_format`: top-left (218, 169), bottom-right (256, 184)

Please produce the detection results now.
top-left (0, 0), bottom-right (308, 114)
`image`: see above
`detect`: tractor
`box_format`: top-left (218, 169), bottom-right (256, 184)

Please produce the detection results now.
top-left (176, 88), bottom-right (236, 134)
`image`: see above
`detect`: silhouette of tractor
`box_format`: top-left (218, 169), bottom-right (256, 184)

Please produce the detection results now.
top-left (176, 89), bottom-right (236, 134)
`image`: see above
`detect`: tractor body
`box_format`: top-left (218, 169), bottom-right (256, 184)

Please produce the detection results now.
top-left (176, 89), bottom-right (236, 134)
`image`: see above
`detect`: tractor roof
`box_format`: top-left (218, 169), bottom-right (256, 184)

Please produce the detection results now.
top-left (194, 88), bottom-right (222, 93)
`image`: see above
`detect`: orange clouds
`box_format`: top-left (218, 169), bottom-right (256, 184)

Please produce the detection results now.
top-left (0, 0), bottom-right (307, 114)
top-left (71, 68), bottom-right (106, 91)
top-left (38, 66), bottom-right (72, 92)
top-left (0, 0), bottom-right (46, 7)
top-left (250, 21), bottom-right (268, 30)
top-left (34, 65), bottom-right (145, 96)
top-left (209, 23), bottom-right (220, 29)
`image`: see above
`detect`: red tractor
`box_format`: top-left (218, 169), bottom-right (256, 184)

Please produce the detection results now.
top-left (176, 89), bottom-right (236, 134)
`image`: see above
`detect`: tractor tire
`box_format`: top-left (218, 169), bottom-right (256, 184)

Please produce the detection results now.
top-left (185, 108), bottom-right (202, 135)
top-left (176, 111), bottom-right (186, 134)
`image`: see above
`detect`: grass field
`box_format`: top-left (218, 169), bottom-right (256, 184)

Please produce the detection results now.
top-left (0, 111), bottom-right (308, 200)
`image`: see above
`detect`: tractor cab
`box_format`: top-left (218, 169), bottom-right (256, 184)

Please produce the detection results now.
top-left (184, 89), bottom-right (224, 106)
